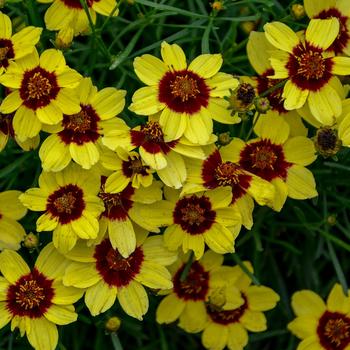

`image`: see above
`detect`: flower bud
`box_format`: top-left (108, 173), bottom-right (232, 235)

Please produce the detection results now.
top-left (218, 132), bottom-right (232, 146)
top-left (23, 233), bottom-right (39, 249)
top-left (211, 1), bottom-right (224, 11)
top-left (314, 127), bottom-right (341, 158)
top-left (254, 97), bottom-right (270, 114)
top-left (291, 4), bottom-right (305, 20)
top-left (105, 316), bottom-right (121, 333)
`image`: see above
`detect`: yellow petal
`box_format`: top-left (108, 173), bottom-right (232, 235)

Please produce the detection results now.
top-left (202, 323), bottom-right (228, 349)
top-left (44, 304), bottom-right (77, 325)
top-left (129, 86), bottom-right (165, 115)
top-left (53, 224), bottom-right (77, 254)
top-left (283, 80), bottom-right (309, 111)
top-left (283, 136), bottom-right (316, 166)
top-left (161, 41), bottom-right (187, 70)
top-left (286, 165), bottom-right (318, 199)
top-left (63, 262), bottom-right (100, 288)
top-left (297, 336), bottom-right (323, 350)
top-left (306, 18), bottom-right (339, 50)
top-left (204, 223), bottom-right (235, 255)
top-left (156, 293), bottom-right (185, 324)
top-left (207, 97), bottom-right (241, 124)
top-left (39, 49), bottom-right (65, 72)
top-left (27, 318), bottom-right (58, 350)
top-left (304, 0), bottom-right (335, 17)
top-left (188, 54), bottom-right (223, 78)
top-left (134, 54), bottom-right (168, 86)
top-left (0, 218), bottom-right (25, 250)
top-left (0, 90), bottom-right (22, 113)
top-left (0, 250), bottom-right (30, 283)
top-left (0, 190), bottom-right (27, 219)
top-left (178, 301), bottom-right (207, 333)
top-left (108, 219), bottom-right (136, 258)
top-left (51, 280), bottom-right (84, 305)
top-left (287, 315), bottom-right (318, 340)
top-left (254, 114), bottom-right (290, 144)
top-left (69, 142), bottom-right (100, 169)
top-left (326, 283), bottom-right (350, 313)
top-left (136, 261), bottom-right (172, 289)
top-left (36, 103), bottom-right (62, 125)
top-left (183, 111), bottom-right (212, 145)
top-left (0, 303), bottom-right (12, 329)
top-left (91, 88), bottom-right (126, 119)
top-left (157, 151), bottom-right (186, 189)
top-left (240, 310), bottom-right (267, 332)
top-left (264, 22), bottom-right (300, 53)
top-left (53, 88), bottom-right (81, 114)
top-left (291, 290), bottom-right (326, 317)
top-left (0, 12), bottom-right (12, 38)
top-left (331, 57), bottom-right (350, 75)
top-left (164, 224), bottom-right (185, 251)
top-left (160, 108), bottom-right (188, 142)
top-left (227, 323), bottom-right (249, 350)
top-left (270, 178), bottom-right (288, 212)
top-left (182, 233), bottom-right (205, 260)
top-left (245, 285), bottom-right (280, 311)
top-left (206, 72), bottom-right (239, 97)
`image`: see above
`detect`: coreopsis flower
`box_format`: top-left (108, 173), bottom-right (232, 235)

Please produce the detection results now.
top-left (0, 12), bottom-right (42, 75)
top-left (184, 146), bottom-right (275, 230)
top-left (129, 41), bottom-right (240, 145)
top-left (246, 31), bottom-right (308, 137)
top-left (0, 112), bottom-right (40, 151)
top-left (163, 186), bottom-right (241, 259)
top-left (97, 178), bottom-right (172, 258)
top-left (288, 283), bottom-right (350, 350)
top-left (39, 78), bottom-right (127, 171)
top-left (0, 244), bottom-right (83, 350)
top-left (63, 235), bottom-right (177, 320)
top-left (222, 114), bottom-right (317, 211)
top-left (38, 0), bottom-right (119, 36)
top-left (103, 115), bottom-right (208, 189)
top-left (0, 190), bottom-right (27, 250)
top-left (200, 262), bottom-right (280, 350)
top-left (156, 251), bottom-right (242, 333)
top-left (304, 0), bottom-right (350, 55)
top-left (19, 165), bottom-right (105, 254)
top-left (264, 18), bottom-right (350, 125)
top-left (0, 48), bottom-right (82, 141)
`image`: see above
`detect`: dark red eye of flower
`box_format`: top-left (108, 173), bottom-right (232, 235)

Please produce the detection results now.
top-left (61, 0), bottom-right (99, 9)
top-left (173, 261), bottom-right (209, 301)
top-left (122, 156), bottom-right (150, 178)
top-left (207, 293), bottom-right (248, 325)
top-left (19, 67), bottom-right (60, 110)
top-left (173, 195), bottom-right (216, 235)
top-left (46, 184), bottom-right (85, 224)
top-left (0, 39), bottom-right (14, 69)
top-left (317, 311), bottom-right (350, 350)
top-left (130, 121), bottom-right (177, 155)
top-left (6, 268), bottom-right (54, 318)
top-left (158, 70), bottom-right (210, 114)
top-left (99, 180), bottom-right (135, 221)
top-left (94, 239), bottom-right (144, 287)
top-left (286, 43), bottom-right (333, 91)
top-left (59, 104), bottom-right (100, 145)
top-left (0, 112), bottom-right (14, 137)
top-left (317, 8), bottom-right (349, 55)
top-left (257, 69), bottom-right (286, 114)
top-left (201, 150), bottom-right (252, 202)
top-left (239, 139), bottom-right (291, 181)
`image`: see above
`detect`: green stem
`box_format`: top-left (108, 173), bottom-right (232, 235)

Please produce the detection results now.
top-left (232, 253), bottom-right (260, 285)
top-left (245, 112), bottom-right (260, 141)
top-left (260, 79), bottom-right (287, 97)
top-left (180, 251), bottom-right (194, 282)
top-left (111, 333), bottom-right (123, 350)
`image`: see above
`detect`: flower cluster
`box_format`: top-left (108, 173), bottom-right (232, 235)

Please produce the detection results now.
top-left (1, 0), bottom-right (350, 349)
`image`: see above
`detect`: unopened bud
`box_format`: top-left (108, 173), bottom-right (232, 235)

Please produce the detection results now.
top-left (314, 127), bottom-right (342, 158)
top-left (241, 21), bottom-right (256, 34)
top-left (23, 233), bottom-right (39, 249)
top-left (105, 316), bottom-right (121, 333)
top-left (55, 27), bottom-right (74, 50)
top-left (327, 215), bottom-right (337, 226)
top-left (227, 83), bottom-right (256, 114)
top-left (218, 132), bottom-right (232, 146)
top-left (254, 97), bottom-right (270, 113)
top-left (211, 1), bottom-right (224, 11)
top-left (291, 4), bottom-right (305, 20)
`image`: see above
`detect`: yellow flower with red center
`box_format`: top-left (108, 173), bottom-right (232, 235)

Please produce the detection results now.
top-left (0, 12), bottom-right (42, 76)
top-left (103, 114), bottom-right (207, 189)
top-left (162, 186), bottom-right (241, 259)
top-left (156, 251), bottom-right (243, 333)
top-left (288, 283), bottom-right (350, 350)
top-left (63, 234), bottom-right (177, 320)
top-left (264, 18), bottom-right (350, 125)
top-left (199, 262), bottom-right (280, 350)
top-left (246, 31), bottom-right (308, 137)
top-left (38, 0), bottom-right (118, 36)
top-left (97, 178), bottom-right (172, 258)
top-left (0, 191), bottom-right (27, 250)
top-left (0, 243), bottom-right (83, 350)
top-left (0, 48), bottom-right (82, 141)
top-left (221, 114), bottom-right (317, 211)
top-left (19, 165), bottom-right (105, 254)
top-left (39, 77), bottom-right (126, 171)
top-left (129, 41), bottom-right (240, 145)
top-left (304, 0), bottom-right (350, 55)
top-left (184, 146), bottom-right (275, 230)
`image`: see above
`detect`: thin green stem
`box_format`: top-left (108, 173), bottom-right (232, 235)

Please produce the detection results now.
top-left (180, 251), bottom-right (194, 282)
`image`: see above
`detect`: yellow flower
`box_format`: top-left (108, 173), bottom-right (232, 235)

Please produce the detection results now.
top-left (246, 30), bottom-right (308, 137)
top-left (38, 0), bottom-right (119, 36)
top-left (0, 48), bottom-right (82, 141)
top-left (129, 41), bottom-right (240, 145)
top-left (200, 262), bottom-right (280, 350)
top-left (19, 164), bottom-right (105, 254)
top-left (162, 186), bottom-right (241, 260)
top-left (221, 114), bottom-right (317, 211)
top-left (102, 114), bottom-right (208, 189)
top-left (0, 191), bottom-right (27, 250)
top-left (0, 12), bottom-right (42, 75)
top-left (264, 18), bottom-right (350, 125)
top-left (304, 0), bottom-right (350, 55)
top-left (39, 77), bottom-right (126, 171)
top-left (0, 243), bottom-right (83, 350)
top-left (184, 146), bottom-right (275, 230)
top-left (156, 251), bottom-right (242, 333)
top-left (288, 283), bottom-right (350, 350)
top-left (63, 234), bottom-right (177, 320)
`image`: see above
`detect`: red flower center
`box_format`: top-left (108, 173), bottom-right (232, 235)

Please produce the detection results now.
top-left (94, 239), bottom-right (144, 287)
top-left (6, 268), bottom-right (54, 318)
top-left (130, 121), bottom-right (177, 154)
top-left (317, 311), bottom-right (350, 350)
top-left (158, 70), bottom-right (210, 114)
top-left (61, 0), bottom-right (99, 9)
top-left (20, 67), bottom-right (60, 110)
top-left (207, 294), bottom-right (248, 325)
top-left (46, 184), bottom-right (85, 224)
top-left (317, 8), bottom-right (349, 55)
top-left (287, 43), bottom-right (333, 91)
top-left (0, 39), bottom-right (14, 69)
top-left (173, 261), bottom-right (209, 301)
top-left (239, 139), bottom-right (291, 181)
top-left (99, 179), bottom-right (135, 221)
top-left (173, 195), bottom-right (216, 235)
top-left (59, 104), bottom-right (100, 145)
